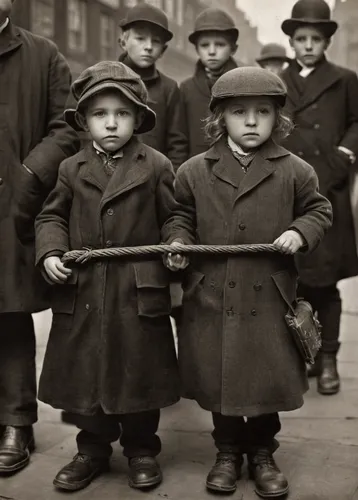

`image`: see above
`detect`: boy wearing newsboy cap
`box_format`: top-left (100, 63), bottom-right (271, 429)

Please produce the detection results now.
top-left (118, 2), bottom-right (188, 171)
top-left (280, 0), bottom-right (358, 395)
top-left (35, 61), bottom-right (179, 492)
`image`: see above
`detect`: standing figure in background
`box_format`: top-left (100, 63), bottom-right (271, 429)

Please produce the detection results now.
top-left (180, 8), bottom-right (239, 159)
top-left (256, 43), bottom-right (291, 76)
top-left (281, 0), bottom-right (358, 394)
top-left (118, 2), bottom-right (188, 171)
top-left (0, 0), bottom-right (79, 475)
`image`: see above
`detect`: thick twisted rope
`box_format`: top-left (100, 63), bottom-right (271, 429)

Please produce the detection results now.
top-left (62, 243), bottom-right (278, 265)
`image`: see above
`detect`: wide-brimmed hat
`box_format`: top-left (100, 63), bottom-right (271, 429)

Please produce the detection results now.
top-left (256, 43), bottom-right (291, 64)
top-left (209, 67), bottom-right (287, 111)
top-left (281, 0), bottom-right (338, 38)
top-left (119, 3), bottom-right (173, 42)
top-left (188, 8), bottom-right (239, 44)
top-left (65, 61), bottom-right (156, 134)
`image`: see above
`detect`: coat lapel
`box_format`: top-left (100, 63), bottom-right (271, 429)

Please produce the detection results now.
top-left (206, 139), bottom-right (244, 188)
top-left (235, 140), bottom-right (290, 201)
top-left (0, 22), bottom-right (22, 58)
top-left (77, 145), bottom-right (109, 193)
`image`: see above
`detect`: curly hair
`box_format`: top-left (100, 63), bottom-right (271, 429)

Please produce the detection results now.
top-left (204, 98), bottom-right (294, 145)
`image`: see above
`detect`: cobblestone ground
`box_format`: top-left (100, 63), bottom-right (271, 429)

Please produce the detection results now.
top-left (1, 278), bottom-right (358, 499)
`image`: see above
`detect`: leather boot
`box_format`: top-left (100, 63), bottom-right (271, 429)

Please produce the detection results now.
top-left (0, 426), bottom-right (35, 474)
top-left (206, 452), bottom-right (244, 493)
top-left (248, 448), bottom-right (289, 498)
top-left (306, 353), bottom-right (322, 378)
top-left (128, 456), bottom-right (162, 489)
top-left (53, 453), bottom-right (109, 491)
top-left (317, 352), bottom-right (340, 395)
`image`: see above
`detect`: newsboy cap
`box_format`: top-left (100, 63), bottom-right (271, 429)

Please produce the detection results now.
top-left (119, 3), bottom-right (173, 42)
top-left (281, 0), bottom-right (338, 38)
top-left (256, 43), bottom-right (291, 64)
top-left (209, 67), bottom-right (287, 111)
top-left (66, 61), bottom-right (156, 135)
top-left (189, 8), bottom-right (239, 44)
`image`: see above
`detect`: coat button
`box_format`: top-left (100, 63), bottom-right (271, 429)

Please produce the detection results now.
top-left (298, 151), bottom-right (304, 157)
top-left (85, 304), bottom-right (90, 310)
top-left (226, 309), bottom-right (234, 317)
top-left (314, 149), bottom-right (320, 156)
top-left (312, 103), bottom-right (318, 110)
top-left (251, 309), bottom-right (257, 316)
top-left (239, 223), bottom-right (246, 230)
top-left (228, 281), bottom-right (236, 288)
top-left (253, 283), bottom-right (262, 291)
top-left (105, 240), bottom-right (113, 247)
top-left (107, 208), bottom-right (114, 216)
top-left (313, 123), bottom-right (320, 130)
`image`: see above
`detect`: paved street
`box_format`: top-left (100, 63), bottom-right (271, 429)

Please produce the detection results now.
top-left (1, 278), bottom-right (358, 500)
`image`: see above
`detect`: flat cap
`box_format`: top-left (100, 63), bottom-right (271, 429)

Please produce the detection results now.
top-left (209, 66), bottom-right (287, 111)
top-left (256, 43), bottom-right (290, 64)
top-left (189, 8), bottom-right (238, 44)
top-left (119, 3), bottom-right (173, 42)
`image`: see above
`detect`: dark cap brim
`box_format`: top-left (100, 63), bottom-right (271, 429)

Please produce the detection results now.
top-left (188, 27), bottom-right (239, 44)
top-left (281, 18), bottom-right (338, 37)
top-left (119, 19), bottom-right (173, 41)
top-left (209, 92), bottom-right (286, 111)
top-left (256, 55), bottom-right (291, 64)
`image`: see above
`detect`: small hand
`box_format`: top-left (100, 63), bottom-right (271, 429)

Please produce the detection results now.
top-left (273, 230), bottom-right (304, 255)
top-left (44, 256), bottom-right (72, 284)
top-left (165, 241), bottom-right (189, 271)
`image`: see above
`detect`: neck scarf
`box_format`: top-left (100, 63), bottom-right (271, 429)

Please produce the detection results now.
top-left (93, 142), bottom-right (123, 176)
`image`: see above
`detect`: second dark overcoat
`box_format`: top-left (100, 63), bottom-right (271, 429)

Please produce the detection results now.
top-left (162, 138), bottom-right (332, 417)
top-left (281, 57), bottom-right (358, 286)
top-left (35, 139), bottom-right (180, 415)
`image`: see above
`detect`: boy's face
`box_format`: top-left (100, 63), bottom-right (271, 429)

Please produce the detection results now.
top-left (196, 32), bottom-right (236, 71)
top-left (121, 23), bottom-right (166, 68)
top-left (260, 59), bottom-right (286, 76)
top-left (0, 0), bottom-right (14, 24)
top-left (83, 90), bottom-right (143, 152)
top-left (223, 96), bottom-right (276, 151)
top-left (290, 26), bottom-right (329, 67)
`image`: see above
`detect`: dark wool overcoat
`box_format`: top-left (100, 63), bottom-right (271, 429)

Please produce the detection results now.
top-left (119, 53), bottom-right (188, 170)
top-left (180, 58), bottom-right (237, 159)
top-left (0, 22), bottom-right (79, 313)
top-left (35, 139), bottom-right (180, 415)
top-left (162, 138), bottom-right (332, 417)
top-left (281, 58), bottom-right (358, 286)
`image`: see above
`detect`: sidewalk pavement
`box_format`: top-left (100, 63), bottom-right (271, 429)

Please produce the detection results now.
top-left (1, 278), bottom-right (358, 500)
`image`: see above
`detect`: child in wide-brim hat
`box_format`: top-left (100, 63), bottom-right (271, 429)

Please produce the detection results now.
top-left (162, 66), bottom-right (332, 498)
top-left (36, 61), bottom-right (180, 493)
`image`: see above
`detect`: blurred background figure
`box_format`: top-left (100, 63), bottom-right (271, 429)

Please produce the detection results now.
top-left (256, 43), bottom-right (291, 75)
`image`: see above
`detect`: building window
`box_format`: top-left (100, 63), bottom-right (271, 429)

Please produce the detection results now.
top-left (31, 0), bottom-right (55, 39)
top-left (68, 0), bottom-right (87, 52)
top-left (164, 0), bottom-right (174, 20)
top-left (100, 13), bottom-right (115, 60)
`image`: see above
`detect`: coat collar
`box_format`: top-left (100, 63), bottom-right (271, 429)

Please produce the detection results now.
top-left (283, 57), bottom-right (341, 113)
top-left (0, 21), bottom-right (22, 57)
top-left (77, 137), bottom-right (149, 207)
top-left (205, 137), bottom-right (290, 198)
top-left (192, 57), bottom-right (237, 98)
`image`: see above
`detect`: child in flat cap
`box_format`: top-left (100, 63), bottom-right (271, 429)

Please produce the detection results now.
top-left (256, 43), bottom-right (290, 76)
top-left (281, 0), bottom-right (358, 394)
top-left (162, 67), bottom-right (332, 498)
top-left (118, 2), bottom-right (188, 171)
top-left (180, 8), bottom-right (239, 159)
top-left (35, 61), bottom-right (180, 492)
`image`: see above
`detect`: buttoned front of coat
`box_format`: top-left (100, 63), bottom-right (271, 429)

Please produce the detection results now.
top-left (162, 138), bottom-right (332, 416)
top-left (35, 140), bottom-right (180, 415)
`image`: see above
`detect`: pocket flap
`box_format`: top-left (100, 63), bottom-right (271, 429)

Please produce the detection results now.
top-left (133, 260), bottom-right (169, 289)
top-left (271, 270), bottom-right (296, 312)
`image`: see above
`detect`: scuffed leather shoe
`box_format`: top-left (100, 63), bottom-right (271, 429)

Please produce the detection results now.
top-left (206, 452), bottom-right (244, 493)
top-left (0, 426), bottom-right (35, 474)
top-left (128, 456), bottom-right (162, 489)
top-left (53, 453), bottom-right (109, 491)
top-left (318, 353), bottom-right (340, 395)
top-left (248, 449), bottom-right (289, 498)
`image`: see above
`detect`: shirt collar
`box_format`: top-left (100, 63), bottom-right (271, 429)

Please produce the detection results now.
top-left (0, 18), bottom-right (9, 34)
top-left (227, 136), bottom-right (251, 156)
top-left (296, 59), bottom-right (315, 78)
top-left (93, 141), bottom-right (124, 159)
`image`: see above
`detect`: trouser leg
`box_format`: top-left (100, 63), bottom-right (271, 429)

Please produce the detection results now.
top-left (0, 313), bottom-right (37, 426)
top-left (211, 412), bottom-right (247, 454)
top-left (245, 413), bottom-right (281, 453)
top-left (120, 409), bottom-right (161, 458)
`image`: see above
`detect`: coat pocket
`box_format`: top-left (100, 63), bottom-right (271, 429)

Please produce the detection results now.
top-left (51, 269), bottom-right (78, 314)
top-left (271, 270), bottom-right (297, 312)
top-left (133, 261), bottom-right (171, 317)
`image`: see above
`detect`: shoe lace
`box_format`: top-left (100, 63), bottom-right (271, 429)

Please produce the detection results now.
top-left (254, 450), bottom-right (279, 471)
top-left (215, 453), bottom-right (239, 468)
top-left (73, 453), bottom-right (90, 463)
top-left (130, 456), bottom-right (155, 468)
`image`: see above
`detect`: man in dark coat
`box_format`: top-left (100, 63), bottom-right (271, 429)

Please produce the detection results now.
top-left (118, 3), bottom-right (188, 171)
top-left (0, 0), bottom-right (79, 474)
top-left (180, 8), bottom-right (239, 159)
top-left (281, 0), bottom-right (358, 394)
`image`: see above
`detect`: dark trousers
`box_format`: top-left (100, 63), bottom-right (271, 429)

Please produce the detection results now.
top-left (298, 284), bottom-right (341, 353)
top-left (0, 313), bottom-right (37, 426)
top-left (212, 412), bottom-right (281, 455)
top-left (69, 409), bottom-right (161, 460)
